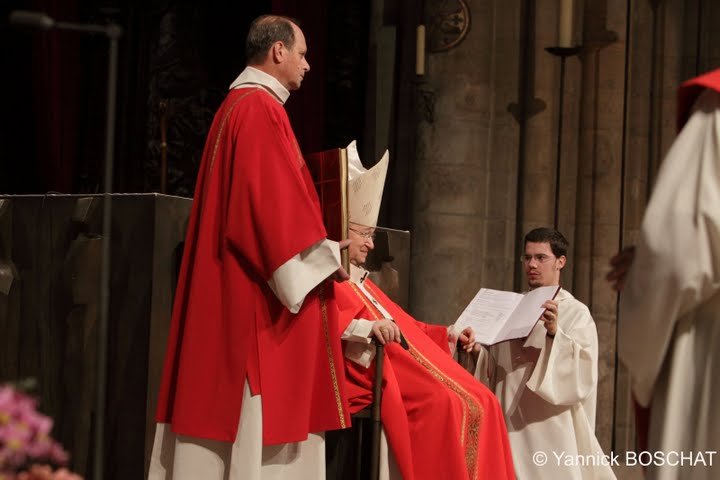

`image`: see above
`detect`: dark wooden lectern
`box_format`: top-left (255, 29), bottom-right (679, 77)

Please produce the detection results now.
top-left (0, 193), bottom-right (191, 480)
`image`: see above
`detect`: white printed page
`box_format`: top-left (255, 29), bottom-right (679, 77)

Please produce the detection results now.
top-left (454, 288), bottom-right (524, 345)
top-left (493, 285), bottom-right (560, 343)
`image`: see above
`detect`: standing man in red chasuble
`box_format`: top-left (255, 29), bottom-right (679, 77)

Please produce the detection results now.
top-left (149, 15), bottom-right (352, 480)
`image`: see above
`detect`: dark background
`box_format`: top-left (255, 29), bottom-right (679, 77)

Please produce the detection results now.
top-left (0, 0), bottom-right (374, 197)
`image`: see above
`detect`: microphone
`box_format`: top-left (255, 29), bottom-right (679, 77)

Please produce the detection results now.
top-left (8, 10), bottom-right (123, 37)
top-left (9, 10), bottom-right (55, 30)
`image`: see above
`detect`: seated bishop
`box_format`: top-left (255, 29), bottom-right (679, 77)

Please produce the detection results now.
top-left (334, 141), bottom-right (516, 480)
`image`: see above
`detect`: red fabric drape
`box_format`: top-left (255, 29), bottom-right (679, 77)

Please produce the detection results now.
top-left (31, 0), bottom-right (80, 192)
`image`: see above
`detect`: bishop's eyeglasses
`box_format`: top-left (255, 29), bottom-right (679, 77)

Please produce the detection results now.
top-left (349, 227), bottom-right (376, 240)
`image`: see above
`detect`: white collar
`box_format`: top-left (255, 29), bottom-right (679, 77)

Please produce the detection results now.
top-left (350, 264), bottom-right (370, 285)
top-left (228, 66), bottom-right (290, 104)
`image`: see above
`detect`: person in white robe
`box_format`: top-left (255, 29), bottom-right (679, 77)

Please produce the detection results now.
top-left (475, 228), bottom-right (616, 480)
top-left (609, 73), bottom-right (720, 480)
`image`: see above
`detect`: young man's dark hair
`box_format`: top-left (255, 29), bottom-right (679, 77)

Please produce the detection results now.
top-left (245, 15), bottom-right (299, 64)
top-left (524, 227), bottom-right (569, 258)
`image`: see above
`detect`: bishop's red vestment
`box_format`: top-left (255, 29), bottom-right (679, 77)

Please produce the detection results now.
top-left (335, 278), bottom-right (516, 480)
top-left (155, 86), bottom-right (350, 444)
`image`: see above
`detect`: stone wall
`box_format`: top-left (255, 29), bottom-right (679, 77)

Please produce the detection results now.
top-left (408, 0), bottom-right (720, 458)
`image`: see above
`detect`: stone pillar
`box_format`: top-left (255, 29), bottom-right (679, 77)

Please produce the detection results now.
top-left (411, 0), bottom-right (522, 323)
top-left (411, 0), bottom-right (719, 469)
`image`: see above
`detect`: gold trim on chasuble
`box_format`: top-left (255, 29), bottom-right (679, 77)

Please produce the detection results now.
top-left (319, 283), bottom-right (348, 428)
top-left (206, 89), bottom-right (347, 428)
top-left (288, 106), bottom-right (347, 427)
top-left (349, 282), bottom-right (483, 480)
top-left (206, 89), bottom-right (258, 176)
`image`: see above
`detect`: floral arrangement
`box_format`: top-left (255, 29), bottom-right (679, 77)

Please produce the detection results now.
top-left (0, 383), bottom-right (82, 480)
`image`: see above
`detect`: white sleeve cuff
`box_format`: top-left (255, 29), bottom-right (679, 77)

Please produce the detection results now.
top-left (341, 319), bottom-right (374, 343)
top-left (342, 319), bottom-right (376, 368)
top-left (267, 239), bottom-right (341, 313)
top-left (447, 324), bottom-right (461, 356)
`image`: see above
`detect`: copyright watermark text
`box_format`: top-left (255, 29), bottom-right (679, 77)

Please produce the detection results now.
top-left (532, 450), bottom-right (717, 468)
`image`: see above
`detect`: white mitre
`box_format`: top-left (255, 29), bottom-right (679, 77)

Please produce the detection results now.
top-left (347, 140), bottom-right (389, 228)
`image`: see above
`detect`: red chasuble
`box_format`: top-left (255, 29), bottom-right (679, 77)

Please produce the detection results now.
top-left (335, 279), bottom-right (516, 480)
top-left (155, 87), bottom-right (350, 444)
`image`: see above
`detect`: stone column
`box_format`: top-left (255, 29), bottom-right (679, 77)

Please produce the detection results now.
top-left (411, 0), bottom-right (522, 323)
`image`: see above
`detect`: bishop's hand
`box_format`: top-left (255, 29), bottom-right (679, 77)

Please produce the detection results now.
top-left (331, 266), bottom-right (350, 282)
top-left (371, 318), bottom-right (402, 345)
top-left (330, 239), bottom-right (353, 282)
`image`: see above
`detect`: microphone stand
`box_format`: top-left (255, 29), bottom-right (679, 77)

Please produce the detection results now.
top-left (544, 45), bottom-right (581, 229)
top-left (9, 11), bottom-right (123, 480)
top-left (96, 23), bottom-right (121, 480)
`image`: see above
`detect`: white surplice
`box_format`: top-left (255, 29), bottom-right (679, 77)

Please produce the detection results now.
top-left (149, 383), bottom-right (324, 480)
top-left (618, 88), bottom-right (720, 480)
top-left (475, 289), bottom-right (616, 480)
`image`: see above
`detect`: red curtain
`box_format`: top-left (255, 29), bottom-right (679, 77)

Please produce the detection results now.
top-left (30, 0), bottom-right (80, 192)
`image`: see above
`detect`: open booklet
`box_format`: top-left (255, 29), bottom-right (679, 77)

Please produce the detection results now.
top-left (453, 285), bottom-right (561, 345)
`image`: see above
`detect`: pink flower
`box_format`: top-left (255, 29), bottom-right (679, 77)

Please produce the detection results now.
top-left (13, 465), bottom-right (82, 480)
top-left (50, 468), bottom-right (82, 480)
top-left (17, 464), bottom-right (53, 479)
top-left (0, 386), bottom-right (15, 406)
top-left (0, 388), bottom-right (17, 427)
top-left (0, 431), bottom-right (29, 469)
top-left (18, 411), bottom-right (52, 439)
top-left (46, 444), bottom-right (68, 466)
top-left (0, 384), bottom-right (82, 479)
top-left (23, 434), bottom-right (53, 460)
top-left (0, 420), bottom-right (33, 445)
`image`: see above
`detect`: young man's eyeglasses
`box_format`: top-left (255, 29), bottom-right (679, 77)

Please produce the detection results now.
top-left (349, 227), bottom-right (376, 240)
top-left (520, 254), bottom-right (555, 264)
